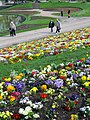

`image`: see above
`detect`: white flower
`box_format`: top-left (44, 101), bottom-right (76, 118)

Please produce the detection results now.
top-left (25, 116), bottom-right (29, 119)
top-left (19, 108), bottom-right (24, 114)
top-left (25, 106), bottom-right (32, 112)
top-left (23, 110), bottom-right (28, 115)
top-left (70, 83), bottom-right (78, 88)
top-left (26, 101), bottom-right (32, 106)
top-left (79, 72), bottom-right (84, 77)
top-left (33, 114), bottom-right (40, 118)
top-left (80, 107), bottom-right (85, 111)
top-left (33, 104), bottom-right (38, 109)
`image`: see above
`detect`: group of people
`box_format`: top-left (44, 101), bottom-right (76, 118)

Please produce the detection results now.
top-left (49, 19), bottom-right (61, 33)
top-left (61, 9), bottom-right (71, 18)
top-left (9, 10), bottom-right (71, 36)
top-left (9, 21), bottom-right (16, 36)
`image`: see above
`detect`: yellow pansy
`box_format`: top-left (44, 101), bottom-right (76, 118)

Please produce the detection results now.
top-left (30, 87), bottom-right (38, 93)
top-left (19, 73), bottom-right (24, 77)
top-left (41, 84), bottom-right (47, 91)
top-left (0, 95), bottom-right (3, 100)
top-left (15, 75), bottom-right (22, 80)
top-left (81, 76), bottom-right (87, 81)
top-left (28, 56), bottom-right (33, 60)
top-left (7, 85), bottom-right (15, 92)
top-left (10, 96), bottom-right (15, 102)
top-left (46, 88), bottom-right (55, 95)
top-left (53, 70), bottom-right (58, 74)
top-left (50, 76), bottom-right (56, 80)
top-left (4, 77), bottom-right (11, 82)
top-left (83, 82), bottom-right (90, 87)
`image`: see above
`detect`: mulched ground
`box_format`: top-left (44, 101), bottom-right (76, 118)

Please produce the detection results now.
top-left (43, 7), bottom-right (81, 14)
top-left (17, 24), bottom-right (47, 30)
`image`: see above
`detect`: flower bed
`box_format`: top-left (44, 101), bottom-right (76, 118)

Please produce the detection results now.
top-left (0, 56), bottom-right (90, 120)
top-left (0, 28), bottom-right (90, 64)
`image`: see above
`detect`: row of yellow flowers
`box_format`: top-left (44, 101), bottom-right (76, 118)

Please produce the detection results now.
top-left (0, 28), bottom-right (90, 64)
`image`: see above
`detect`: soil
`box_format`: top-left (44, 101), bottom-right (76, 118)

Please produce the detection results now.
top-left (2, 10), bottom-right (38, 15)
top-left (43, 7), bottom-right (81, 14)
top-left (17, 24), bottom-right (47, 30)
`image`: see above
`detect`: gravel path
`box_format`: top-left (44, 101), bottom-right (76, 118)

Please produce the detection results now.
top-left (0, 9), bottom-right (90, 48)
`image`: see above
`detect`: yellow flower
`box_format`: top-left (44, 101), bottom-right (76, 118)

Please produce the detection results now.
top-left (0, 95), bottom-right (3, 100)
top-left (70, 114), bottom-right (78, 120)
top-left (28, 56), bottom-right (33, 60)
top-left (10, 96), bottom-right (15, 102)
top-left (6, 111), bottom-right (12, 116)
top-left (52, 105), bottom-right (56, 108)
top-left (53, 70), bottom-right (58, 74)
top-left (81, 58), bottom-right (85, 61)
top-left (41, 85), bottom-right (47, 91)
top-left (46, 88), bottom-right (55, 95)
top-left (4, 77), bottom-right (11, 82)
top-left (83, 82), bottom-right (90, 87)
top-left (15, 75), bottom-right (22, 80)
top-left (51, 76), bottom-right (56, 80)
top-left (67, 81), bottom-right (71, 85)
top-left (19, 73), bottom-right (24, 77)
top-left (81, 76), bottom-right (87, 81)
top-left (34, 53), bottom-right (40, 57)
top-left (7, 85), bottom-right (15, 92)
top-left (30, 87), bottom-right (38, 93)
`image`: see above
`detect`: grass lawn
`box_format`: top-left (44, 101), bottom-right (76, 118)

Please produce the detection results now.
top-left (0, 47), bottom-right (89, 80)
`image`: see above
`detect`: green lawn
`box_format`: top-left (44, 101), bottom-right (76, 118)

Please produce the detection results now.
top-left (0, 47), bottom-right (89, 79)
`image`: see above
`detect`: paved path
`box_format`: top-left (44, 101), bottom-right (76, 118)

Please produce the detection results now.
top-left (0, 9), bottom-right (90, 48)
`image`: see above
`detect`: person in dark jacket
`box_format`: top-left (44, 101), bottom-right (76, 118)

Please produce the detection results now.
top-left (49, 20), bottom-right (55, 32)
top-left (61, 10), bottom-right (63, 17)
top-left (68, 9), bottom-right (70, 18)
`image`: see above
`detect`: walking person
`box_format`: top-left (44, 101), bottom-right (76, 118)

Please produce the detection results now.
top-left (56, 19), bottom-right (61, 34)
top-left (10, 21), bottom-right (16, 36)
top-left (68, 9), bottom-right (70, 18)
top-left (49, 20), bottom-right (55, 32)
top-left (61, 10), bottom-right (63, 17)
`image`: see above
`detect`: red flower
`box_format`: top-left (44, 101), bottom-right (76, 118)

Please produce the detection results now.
top-left (68, 63), bottom-right (73, 67)
top-left (40, 93), bottom-right (47, 99)
top-left (60, 76), bottom-right (66, 80)
top-left (11, 113), bottom-right (20, 120)
top-left (54, 51), bottom-right (58, 55)
top-left (81, 87), bottom-right (85, 92)
top-left (64, 106), bottom-right (71, 111)
top-left (74, 100), bottom-right (78, 104)
top-left (26, 63), bottom-right (28, 66)
top-left (32, 71), bottom-right (36, 75)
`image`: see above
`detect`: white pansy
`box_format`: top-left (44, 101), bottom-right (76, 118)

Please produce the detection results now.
top-left (33, 104), bottom-right (38, 109)
top-left (33, 114), bottom-right (40, 118)
top-left (23, 110), bottom-right (28, 115)
top-left (25, 106), bottom-right (32, 112)
top-left (70, 83), bottom-right (78, 88)
top-left (26, 101), bottom-right (32, 106)
top-left (25, 116), bottom-right (29, 119)
top-left (19, 108), bottom-right (24, 114)
top-left (80, 107), bottom-right (85, 111)
top-left (79, 72), bottom-right (84, 77)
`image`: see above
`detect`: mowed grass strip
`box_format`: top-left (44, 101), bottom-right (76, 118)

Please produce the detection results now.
top-left (0, 47), bottom-right (89, 79)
